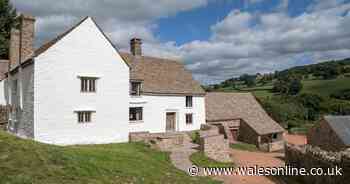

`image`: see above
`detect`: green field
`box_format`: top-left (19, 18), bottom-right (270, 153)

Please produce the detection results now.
top-left (301, 78), bottom-right (350, 97)
top-left (0, 131), bottom-right (219, 184)
top-left (236, 77), bottom-right (350, 100)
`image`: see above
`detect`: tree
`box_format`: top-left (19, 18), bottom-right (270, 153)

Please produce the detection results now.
top-left (239, 74), bottom-right (256, 87)
top-left (313, 65), bottom-right (340, 79)
top-left (273, 74), bottom-right (303, 95)
top-left (289, 78), bottom-right (303, 95)
top-left (0, 0), bottom-right (18, 59)
top-left (298, 93), bottom-right (324, 120)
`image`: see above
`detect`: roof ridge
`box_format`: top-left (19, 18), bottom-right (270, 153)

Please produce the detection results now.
top-left (120, 52), bottom-right (182, 64)
top-left (34, 16), bottom-right (90, 57)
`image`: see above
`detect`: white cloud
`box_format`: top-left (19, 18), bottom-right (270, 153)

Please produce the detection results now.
top-left (176, 1), bottom-right (350, 83)
top-left (10, 0), bottom-right (350, 84)
top-left (12, 0), bottom-right (208, 49)
top-left (307, 0), bottom-right (345, 11)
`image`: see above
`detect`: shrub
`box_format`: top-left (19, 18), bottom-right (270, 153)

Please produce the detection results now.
top-left (190, 131), bottom-right (201, 144)
top-left (330, 89), bottom-right (350, 100)
top-left (298, 93), bottom-right (324, 120)
top-left (324, 100), bottom-right (350, 115)
top-left (261, 97), bottom-right (307, 128)
top-left (273, 75), bottom-right (303, 95)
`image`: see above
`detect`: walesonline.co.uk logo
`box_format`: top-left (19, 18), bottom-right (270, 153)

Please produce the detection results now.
top-left (188, 165), bottom-right (343, 177)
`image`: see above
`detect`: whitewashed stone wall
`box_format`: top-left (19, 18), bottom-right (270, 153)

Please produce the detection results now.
top-left (129, 95), bottom-right (205, 133)
top-left (33, 18), bottom-right (130, 145)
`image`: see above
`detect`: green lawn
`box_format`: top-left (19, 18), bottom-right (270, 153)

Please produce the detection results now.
top-left (0, 131), bottom-right (219, 184)
top-left (190, 152), bottom-right (234, 168)
top-left (301, 78), bottom-right (350, 97)
top-left (230, 143), bottom-right (259, 152)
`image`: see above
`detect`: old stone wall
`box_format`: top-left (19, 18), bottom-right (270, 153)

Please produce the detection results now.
top-left (307, 120), bottom-right (347, 151)
top-left (199, 124), bottom-right (219, 137)
top-left (285, 144), bottom-right (350, 184)
top-left (238, 120), bottom-right (259, 145)
top-left (0, 105), bottom-right (9, 130)
top-left (259, 140), bottom-right (284, 152)
top-left (129, 131), bottom-right (184, 151)
top-left (200, 134), bottom-right (231, 162)
top-left (199, 125), bottom-right (231, 162)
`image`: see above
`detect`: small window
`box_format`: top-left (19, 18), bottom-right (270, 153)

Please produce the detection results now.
top-left (271, 133), bottom-right (278, 139)
top-left (186, 96), bottom-right (193, 108)
top-left (129, 107), bottom-right (143, 121)
top-left (186, 113), bottom-right (193, 124)
top-left (130, 81), bottom-right (142, 96)
top-left (77, 111), bottom-right (93, 123)
top-left (80, 77), bottom-right (97, 92)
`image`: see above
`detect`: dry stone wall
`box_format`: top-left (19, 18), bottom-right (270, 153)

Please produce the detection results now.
top-left (285, 144), bottom-right (350, 184)
top-left (129, 132), bottom-right (184, 151)
top-left (0, 106), bottom-right (9, 130)
top-left (199, 124), bottom-right (232, 163)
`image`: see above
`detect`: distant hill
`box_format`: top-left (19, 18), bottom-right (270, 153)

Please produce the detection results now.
top-left (204, 58), bottom-right (350, 134)
top-left (278, 58), bottom-right (350, 79)
top-left (205, 57), bottom-right (350, 92)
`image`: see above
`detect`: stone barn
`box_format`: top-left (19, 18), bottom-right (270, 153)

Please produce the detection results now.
top-left (205, 92), bottom-right (285, 152)
top-left (308, 116), bottom-right (350, 151)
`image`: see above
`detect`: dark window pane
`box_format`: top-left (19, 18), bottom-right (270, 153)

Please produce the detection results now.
top-left (81, 78), bottom-right (97, 92)
top-left (186, 96), bottom-right (193, 107)
top-left (130, 82), bottom-right (142, 96)
top-left (78, 111), bottom-right (93, 123)
top-left (129, 107), bottom-right (143, 121)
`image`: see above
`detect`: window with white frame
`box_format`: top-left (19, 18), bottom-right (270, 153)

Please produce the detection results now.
top-left (186, 96), bottom-right (193, 108)
top-left (80, 77), bottom-right (97, 92)
top-left (186, 113), bottom-right (193, 124)
top-left (129, 107), bottom-right (143, 121)
top-left (77, 111), bottom-right (94, 123)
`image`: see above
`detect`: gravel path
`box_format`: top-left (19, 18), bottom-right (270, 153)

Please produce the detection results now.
top-left (217, 149), bottom-right (284, 184)
top-left (217, 133), bottom-right (306, 184)
top-left (169, 134), bottom-right (198, 173)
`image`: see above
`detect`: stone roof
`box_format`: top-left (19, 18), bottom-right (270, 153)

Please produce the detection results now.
top-left (324, 116), bottom-right (350, 146)
top-left (205, 92), bottom-right (285, 135)
top-left (120, 52), bottom-right (205, 95)
top-left (0, 60), bottom-right (9, 80)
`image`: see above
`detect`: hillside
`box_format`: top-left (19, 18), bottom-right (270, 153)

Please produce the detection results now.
top-left (205, 58), bottom-right (350, 134)
top-left (301, 78), bottom-right (350, 97)
top-left (206, 57), bottom-right (350, 94)
top-left (0, 131), bottom-right (219, 184)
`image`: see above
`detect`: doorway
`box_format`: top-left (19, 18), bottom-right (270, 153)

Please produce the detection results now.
top-left (166, 112), bottom-right (176, 132)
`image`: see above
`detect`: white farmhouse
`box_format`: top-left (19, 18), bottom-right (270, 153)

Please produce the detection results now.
top-left (3, 15), bottom-right (206, 145)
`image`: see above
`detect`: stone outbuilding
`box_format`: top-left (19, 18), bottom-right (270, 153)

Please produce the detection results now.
top-left (308, 116), bottom-right (350, 151)
top-left (205, 92), bottom-right (285, 152)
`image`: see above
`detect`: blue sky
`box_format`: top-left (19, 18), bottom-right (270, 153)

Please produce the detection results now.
top-left (156, 0), bottom-right (314, 44)
top-left (12, 0), bottom-right (350, 84)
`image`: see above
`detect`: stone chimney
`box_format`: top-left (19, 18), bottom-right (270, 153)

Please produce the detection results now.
top-left (130, 38), bottom-right (142, 56)
top-left (9, 29), bottom-right (20, 70)
top-left (9, 14), bottom-right (35, 70)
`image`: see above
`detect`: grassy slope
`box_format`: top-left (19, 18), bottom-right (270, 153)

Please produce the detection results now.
top-left (301, 78), bottom-right (350, 97)
top-left (190, 152), bottom-right (233, 168)
top-left (238, 77), bottom-right (350, 100)
top-left (0, 131), bottom-right (219, 184)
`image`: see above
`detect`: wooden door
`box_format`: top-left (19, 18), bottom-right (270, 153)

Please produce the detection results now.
top-left (230, 128), bottom-right (239, 141)
top-left (166, 112), bottom-right (176, 132)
